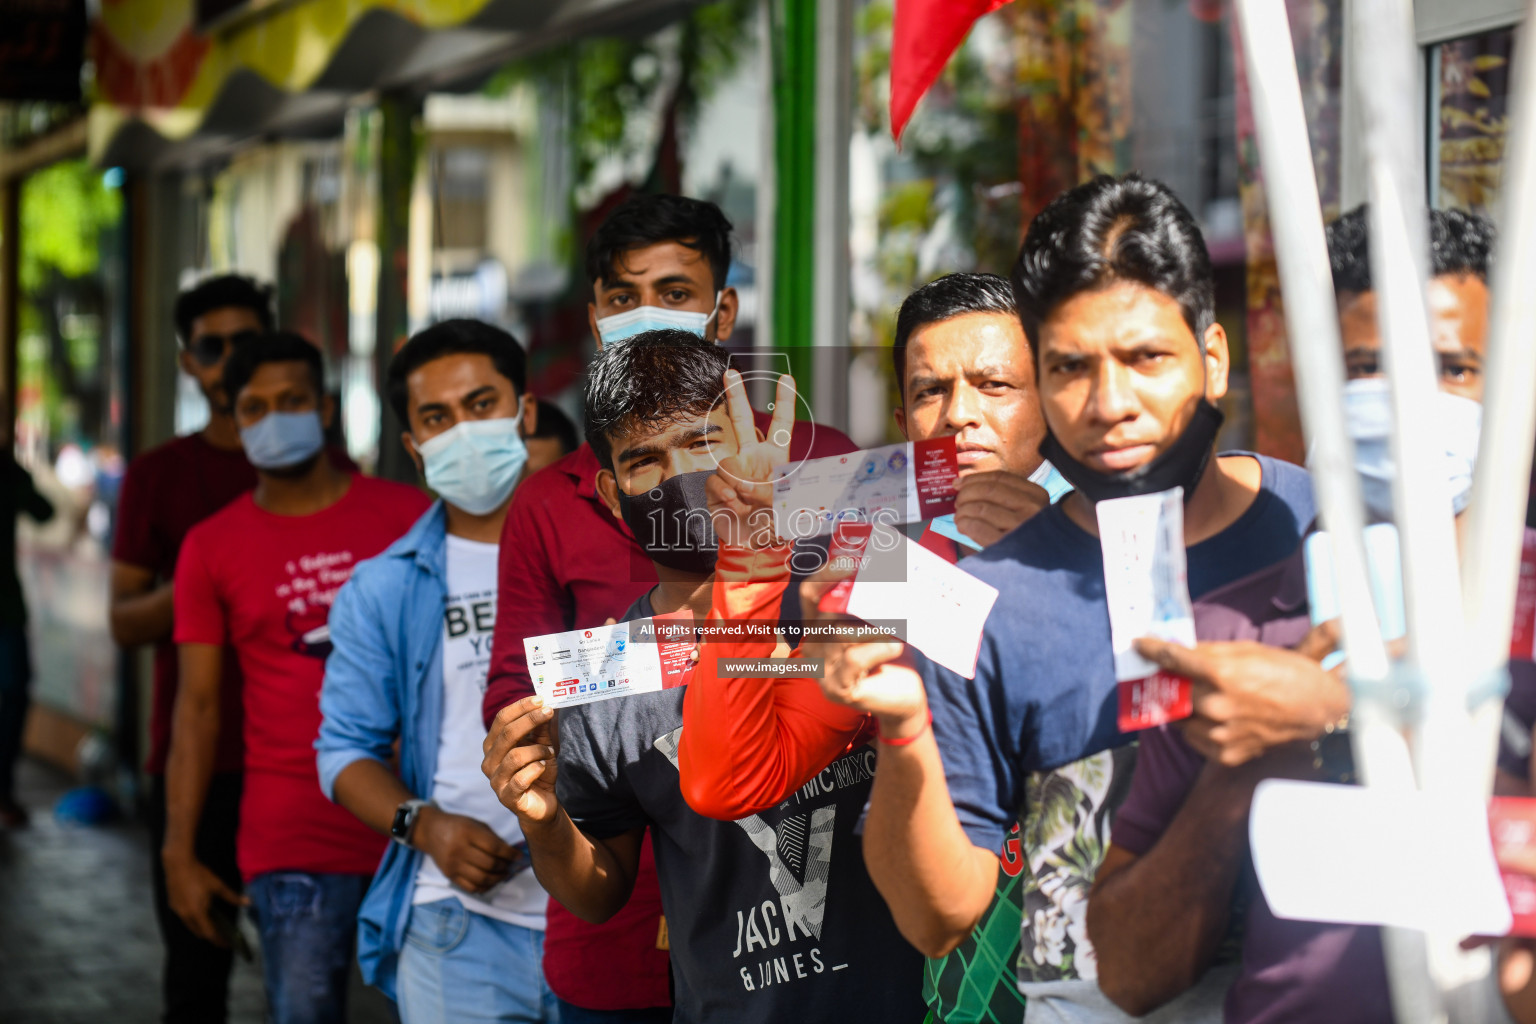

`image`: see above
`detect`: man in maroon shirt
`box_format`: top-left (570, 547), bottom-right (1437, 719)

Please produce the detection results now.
top-left (111, 274), bottom-right (272, 1024)
top-left (482, 194), bottom-right (856, 1022)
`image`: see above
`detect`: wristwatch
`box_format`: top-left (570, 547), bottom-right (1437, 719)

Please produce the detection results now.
top-left (390, 798), bottom-right (432, 846)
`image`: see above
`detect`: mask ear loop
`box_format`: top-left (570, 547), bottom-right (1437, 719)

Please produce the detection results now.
top-left (703, 291), bottom-right (723, 331)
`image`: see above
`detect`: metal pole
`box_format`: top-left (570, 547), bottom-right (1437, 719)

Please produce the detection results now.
top-left (1231, 4), bottom-right (1431, 1020)
top-left (1460, 5), bottom-right (1536, 792)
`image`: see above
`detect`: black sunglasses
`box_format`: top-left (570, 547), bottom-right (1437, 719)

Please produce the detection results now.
top-left (188, 329), bottom-right (262, 367)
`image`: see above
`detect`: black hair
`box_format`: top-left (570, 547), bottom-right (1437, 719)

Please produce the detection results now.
top-left (585, 194), bottom-right (734, 293)
top-left (1011, 173), bottom-right (1216, 360)
top-left (1326, 204), bottom-right (1496, 296)
top-left (892, 273), bottom-right (1019, 398)
top-left (174, 274), bottom-right (274, 345)
top-left (221, 331), bottom-right (325, 404)
top-left (584, 329), bottom-right (732, 471)
top-left (529, 399), bottom-right (579, 455)
top-left (386, 319), bottom-right (528, 424)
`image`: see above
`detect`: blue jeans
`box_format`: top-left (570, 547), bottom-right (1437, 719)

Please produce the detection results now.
top-left (246, 871), bottom-right (370, 1024)
top-left (553, 1002), bottom-right (670, 1024)
top-left (397, 898), bottom-right (558, 1023)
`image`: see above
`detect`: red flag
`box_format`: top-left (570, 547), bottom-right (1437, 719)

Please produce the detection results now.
top-left (889, 0), bottom-right (1010, 142)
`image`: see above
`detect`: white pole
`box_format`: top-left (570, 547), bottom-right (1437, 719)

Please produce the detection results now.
top-left (1461, 7), bottom-right (1536, 792)
top-left (1231, 4), bottom-right (1432, 1020)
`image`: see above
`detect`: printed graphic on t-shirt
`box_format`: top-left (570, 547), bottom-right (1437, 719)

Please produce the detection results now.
top-left (653, 726), bottom-right (877, 994)
top-left (276, 551), bottom-right (356, 659)
top-left (1017, 745), bottom-right (1136, 986)
top-left (444, 582), bottom-right (497, 688)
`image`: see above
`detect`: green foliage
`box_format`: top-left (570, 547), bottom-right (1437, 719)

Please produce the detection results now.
top-left (485, 0), bottom-right (758, 193)
top-left (19, 160), bottom-right (121, 292)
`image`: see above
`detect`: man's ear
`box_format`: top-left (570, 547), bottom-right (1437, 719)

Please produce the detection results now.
top-left (321, 392), bottom-right (338, 431)
top-left (401, 432), bottom-right (423, 476)
top-left (177, 350), bottom-right (196, 378)
top-left (595, 468), bottom-right (624, 519)
top-left (588, 302), bottom-right (603, 350)
top-left (893, 404), bottom-right (909, 440)
top-left (520, 395), bottom-right (539, 437)
top-left (1202, 322), bottom-right (1231, 402)
top-left (713, 287), bottom-right (740, 343)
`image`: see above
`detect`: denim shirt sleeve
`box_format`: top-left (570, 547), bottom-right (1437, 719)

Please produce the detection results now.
top-left (316, 563), bottom-right (403, 801)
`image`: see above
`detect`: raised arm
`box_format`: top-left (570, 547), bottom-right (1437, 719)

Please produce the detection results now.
top-left (681, 543), bottom-right (872, 819)
top-left (483, 696), bottom-right (642, 922)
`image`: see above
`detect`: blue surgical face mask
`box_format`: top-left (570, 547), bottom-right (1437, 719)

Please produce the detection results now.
top-left (596, 292), bottom-right (721, 347)
top-left (417, 404), bottom-right (529, 516)
top-left (1343, 377), bottom-right (1481, 521)
top-left (240, 410), bottom-right (325, 471)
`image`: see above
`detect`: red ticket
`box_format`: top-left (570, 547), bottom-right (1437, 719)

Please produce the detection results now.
top-left (1490, 797), bottom-right (1536, 936)
top-left (1117, 671), bottom-right (1193, 732)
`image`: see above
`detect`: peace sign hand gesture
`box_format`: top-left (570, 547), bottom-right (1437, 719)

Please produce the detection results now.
top-left (707, 369), bottom-right (798, 549)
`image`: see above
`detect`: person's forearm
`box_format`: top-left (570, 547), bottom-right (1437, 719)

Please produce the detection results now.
top-left (1087, 764), bottom-right (1258, 1015)
top-left (862, 725), bottom-right (999, 957)
top-left (522, 812), bottom-right (635, 924)
top-left (332, 757), bottom-right (415, 836)
top-left (162, 686), bottom-right (220, 859)
top-left (110, 582), bottom-right (175, 647)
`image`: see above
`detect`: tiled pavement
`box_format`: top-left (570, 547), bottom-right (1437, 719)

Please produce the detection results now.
top-left (0, 757), bottom-right (396, 1024)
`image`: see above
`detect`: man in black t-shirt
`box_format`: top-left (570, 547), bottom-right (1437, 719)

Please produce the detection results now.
top-left (482, 331), bottom-right (925, 1023)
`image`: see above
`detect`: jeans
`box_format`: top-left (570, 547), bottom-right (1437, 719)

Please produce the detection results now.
top-left (247, 871), bottom-right (370, 1024)
top-left (0, 623), bottom-right (31, 802)
top-left (149, 772), bottom-right (243, 1023)
top-left (397, 898), bottom-right (558, 1023)
top-left (553, 1001), bottom-right (670, 1024)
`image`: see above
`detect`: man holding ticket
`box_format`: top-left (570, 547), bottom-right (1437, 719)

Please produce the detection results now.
top-left (809, 174), bottom-right (1314, 1023)
top-left (682, 271), bottom-right (1073, 1024)
top-left (1086, 206), bottom-right (1536, 1023)
top-left (482, 331), bottom-right (925, 1023)
top-left (480, 194), bottom-right (854, 1022)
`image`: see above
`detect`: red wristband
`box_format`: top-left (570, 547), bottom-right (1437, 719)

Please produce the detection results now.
top-left (878, 709), bottom-right (932, 747)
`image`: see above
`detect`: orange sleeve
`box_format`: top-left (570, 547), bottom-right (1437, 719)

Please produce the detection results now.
top-left (679, 543), bottom-right (874, 821)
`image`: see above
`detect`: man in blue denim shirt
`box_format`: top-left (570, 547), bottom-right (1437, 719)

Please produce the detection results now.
top-left (317, 319), bottom-right (571, 1022)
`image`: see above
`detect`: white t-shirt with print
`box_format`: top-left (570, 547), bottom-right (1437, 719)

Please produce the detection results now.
top-left (412, 535), bottom-right (547, 930)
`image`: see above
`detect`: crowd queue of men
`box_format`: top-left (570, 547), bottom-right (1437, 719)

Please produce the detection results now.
top-left (59, 173), bottom-right (1536, 1023)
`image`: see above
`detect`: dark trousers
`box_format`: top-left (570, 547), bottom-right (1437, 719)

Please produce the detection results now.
top-left (0, 623), bottom-right (31, 802)
top-left (148, 771), bottom-right (244, 1024)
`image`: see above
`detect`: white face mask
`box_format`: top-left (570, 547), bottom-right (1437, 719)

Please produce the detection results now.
top-left (1343, 377), bottom-right (1481, 521)
top-left (595, 292), bottom-right (722, 347)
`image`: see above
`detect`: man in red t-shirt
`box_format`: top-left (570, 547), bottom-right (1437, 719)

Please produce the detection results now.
top-left (110, 273), bottom-right (272, 1024)
top-left (164, 333), bottom-right (429, 1024)
top-left (481, 194), bottom-right (856, 1022)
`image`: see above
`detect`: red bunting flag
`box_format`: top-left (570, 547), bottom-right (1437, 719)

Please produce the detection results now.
top-left (889, 0), bottom-right (1011, 142)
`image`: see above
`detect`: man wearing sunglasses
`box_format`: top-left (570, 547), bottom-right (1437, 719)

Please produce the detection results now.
top-left (109, 274), bottom-right (277, 1024)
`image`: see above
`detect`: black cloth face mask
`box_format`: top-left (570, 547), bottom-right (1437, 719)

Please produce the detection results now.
top-left (616, 469), bottom-right (719, 575)
top-left (1038, 399), bottom-right (1225, 505)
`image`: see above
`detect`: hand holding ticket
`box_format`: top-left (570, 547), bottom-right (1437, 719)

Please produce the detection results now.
top-left (773, 437), bottom-right (960, 540)
top-left (816, 528), bottom-right (999, 679)
top-left (524, 616), bottom-right (697, 709)
top-left (1096, 489), bottom-right (1196, 731)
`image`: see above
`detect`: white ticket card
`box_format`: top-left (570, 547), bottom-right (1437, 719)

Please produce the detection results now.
top-left (1096, 489), bottom-right (1196, 682)
top-left (843, 532), bottom-right (999, 678)
top-left (1251, 779), bottom-right (1512, 937)
top-left (773, 437), bottom-right (959, 539)
top-left (524, 619), bottom-right (694, 709)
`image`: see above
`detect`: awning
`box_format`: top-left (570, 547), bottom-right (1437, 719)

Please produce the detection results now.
top-left (89, 0), bottom-right (701, 168)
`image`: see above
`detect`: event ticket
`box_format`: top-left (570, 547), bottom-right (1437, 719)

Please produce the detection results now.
top-left (524, 614), bottom-right (696, 709)
top-left (773, 436), bottom-right (959, 539)
top-left (1096, 489), bottom-right (1196, 731)
top-left (818, 530), bottom-right (999, 679)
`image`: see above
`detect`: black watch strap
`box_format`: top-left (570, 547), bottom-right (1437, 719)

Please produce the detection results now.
top-left (390, 798), bottom-right (430, 845)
